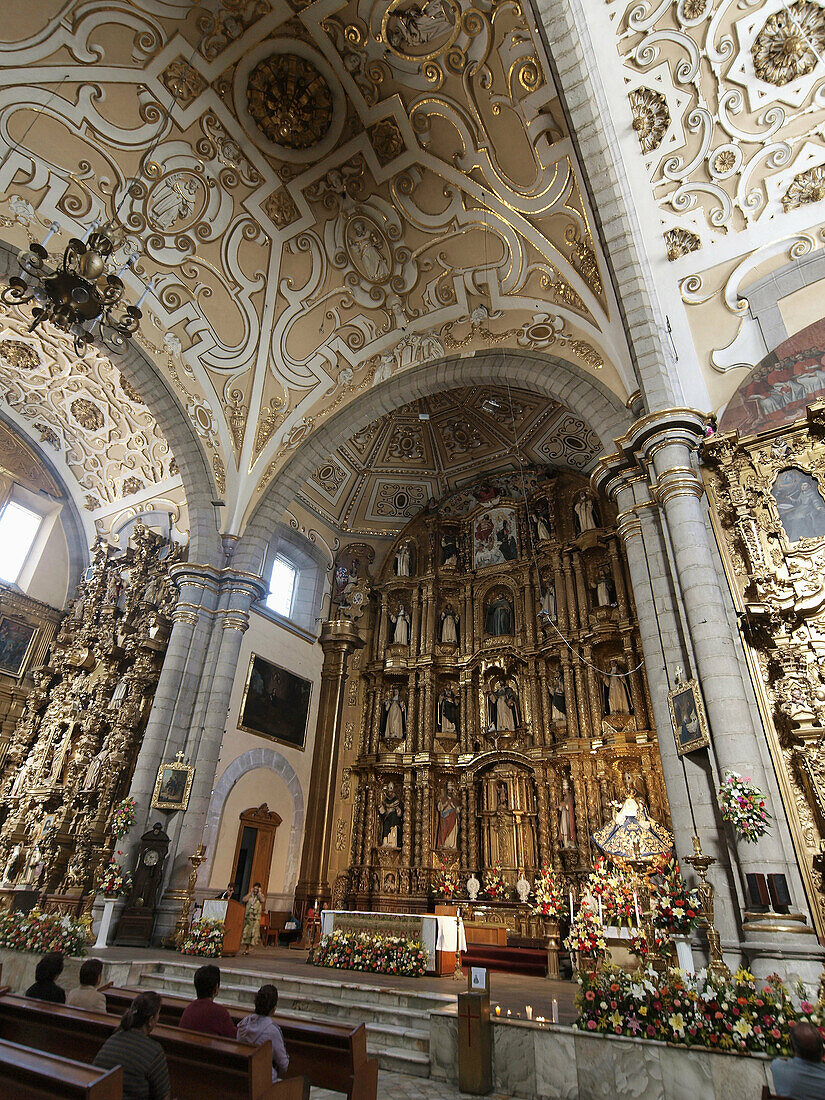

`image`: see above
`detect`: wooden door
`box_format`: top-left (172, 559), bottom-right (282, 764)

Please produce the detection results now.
top-left (231, 804), bottom-right (281, 897)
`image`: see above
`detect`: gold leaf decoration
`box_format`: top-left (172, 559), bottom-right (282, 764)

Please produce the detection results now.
top-left (628, 87), bottom-right (670, 154)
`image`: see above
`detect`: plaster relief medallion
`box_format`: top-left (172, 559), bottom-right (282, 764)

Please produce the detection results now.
top-left (247, 53), bottom-right (333, 150)
top-left (628, 87), bottom-right (670, 154)
top-left (145, 172), bottom-right (208, 234)
top-left (70, 398), bottom-right (104, 431)
top-left (0, 340), bottom-right (38, 370)
top-left (344, 212), bottom-right (392, 284)
top-left (382, 0), bottom-right (461, 61)
top-left (752, 2), bottom-right (825, 87)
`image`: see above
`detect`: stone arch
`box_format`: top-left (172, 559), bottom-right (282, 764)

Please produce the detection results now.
top-left (200, 747), bottom-right (305, 896)
top-left (234, 348), bottom-right (632, 575)
top-left (0, 240), bottom-right (222, 566)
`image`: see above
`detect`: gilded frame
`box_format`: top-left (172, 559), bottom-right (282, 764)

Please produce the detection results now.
top-left (238, 652), bottom-right (311, 750)
top-left (0, 615), bottom-right (37, 676)
top-left (668, 677), bottom-right (710, 757)
top-left (151, 759), bottom-right (195, 811)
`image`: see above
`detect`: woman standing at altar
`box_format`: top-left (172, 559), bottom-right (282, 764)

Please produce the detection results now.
top-left (241, 882), bottom-right (264, 956)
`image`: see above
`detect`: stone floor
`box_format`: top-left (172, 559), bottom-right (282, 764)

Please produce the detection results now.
top-left (310, 1069), bottom-right (527, 1099)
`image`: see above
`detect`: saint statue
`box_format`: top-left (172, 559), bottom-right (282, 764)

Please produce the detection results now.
top-left (573, 491), bottom-right (600, 535)
top-left (436, 782), bottom-right (459, 849)
top-left (441, 535), bottom-right (458, 568)
top-left (390, 604), bottom-right (410, 645)
top-left (485, 594), bottom-right (513, 636)
top-left (594, 571), bottom-right (615, 607)
top-left (394, 543), bottom-right (412, 577)
top-left (533, 511), bottom-right (552, 542)
top-left (539, 583), bottom-right (556, 623)
top-left (440, 608), bottom-right (459, 645)
top-left (558, 779), bottom-right (576, 848)
top-left (437, 688), bottom-right (459, 735)
top-left (550, 673), bottom-right (566, 722)
top-left (383, 689), bottom-right (407, 742)
top-left (2, 843), bottom-right (22, 883)
top-left (378, 784), bottom-right (403, 848)
top-left (486, 683), bottom-right (519, 732)
top-left (82, 747), bottom-right (109, 792)
top-left (108, 677), bottom-right (129, 710)
top-left (602, 659), bottom-right (633, 715)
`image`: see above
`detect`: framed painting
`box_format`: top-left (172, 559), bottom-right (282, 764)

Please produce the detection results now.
top-left (0, 617), bottom-right (37, 676)
top-left (239, 653), bottom-right (312, 750)
top-left (151, 758), bottom-right (195, 811)
top-left (668, 677), bottom-right (710, 757)
top-left (472, 506), bottom-right (519, 568)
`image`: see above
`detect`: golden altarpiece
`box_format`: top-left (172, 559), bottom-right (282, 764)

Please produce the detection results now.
top-left (330, 468), bottom-right (670, 912)
top-left (703, 403), bottom-right (825, 938)
top-left (0, 523), bottom-right (182, 913)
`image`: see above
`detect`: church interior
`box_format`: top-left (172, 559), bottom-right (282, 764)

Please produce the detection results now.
top-left (2, 1), bottom-right (825, 1098)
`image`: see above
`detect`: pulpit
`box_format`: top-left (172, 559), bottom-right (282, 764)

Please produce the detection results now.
top-left (201, 898), bottom-right (244, 956)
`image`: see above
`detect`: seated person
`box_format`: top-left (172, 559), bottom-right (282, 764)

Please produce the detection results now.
top-left (236, 984), bottom-right (289, 1082)
top-left (179, 963), bottom-right (236, 1039)
top-left (67, 957), bottom-right (106, 1012)
top-left (278, 913), bottom-right (302, 947)
top-left (771, 1021), bottom-right (825, 1099)
top-left (94, 990), bottom-right (170, 1100)
top-left (25, 951), bottom-right (66, 1003)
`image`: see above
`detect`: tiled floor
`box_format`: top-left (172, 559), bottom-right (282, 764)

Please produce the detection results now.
top-left (310, 1069), bottom-right (528, 1099)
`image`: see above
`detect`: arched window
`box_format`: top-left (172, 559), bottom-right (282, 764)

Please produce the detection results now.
top-left (259, 523), bottom-right (328, 634)
top-left (0, 500), bottom-right (42, 583)
top-left (266, 555), bottom-right (297, 617)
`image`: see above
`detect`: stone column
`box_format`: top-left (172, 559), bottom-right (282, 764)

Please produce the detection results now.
top-left (294, 618), bottom-right (364, 908)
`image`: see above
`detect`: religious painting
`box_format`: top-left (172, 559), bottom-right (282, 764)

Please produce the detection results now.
top-left (771, 468), bottom-right (825, 543)
top-left (473, 506), bottom-right (519, 567)
top-left (0, 616), bottom-right (36, 676)
top-left (239, 653), bottom-right (312, 750)
top-left (435, 782), bottom-right (459, 849)
top-left (668, 677), bottom-right (710, 757)
top-left (151, 759), bottom-right (194, 811)
top-left (719, 318), bottom-right (825, 436)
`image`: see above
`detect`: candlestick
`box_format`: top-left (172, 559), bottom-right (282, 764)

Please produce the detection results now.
top-left (41, 221), bottom-right (60, 248)
top-left (597, 896), bottom-right (603, 925)
top-left (551, 998), bottom-right (558, 1023)
top-left (633, 890), bottom-right (641, 925)
top-left (135, 276), bottom-right (156, 310)
top-left (569, 890), bottom-right (574, 918)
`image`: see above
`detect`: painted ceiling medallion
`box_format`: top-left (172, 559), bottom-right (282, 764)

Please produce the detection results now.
top-left (752, 2), bottom-right (825, 87)
top-left (628, 87), bottom-right (670, 154)
top-left (782, 164), bottom-right (825, 210)
top-left (246, 54), bottom-right (333, 150)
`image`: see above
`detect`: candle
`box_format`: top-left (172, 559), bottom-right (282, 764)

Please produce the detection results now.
top-left (81, 219), bottom-right (99, 244)
top-left (506, 1009), bottom-right (511, 1017)
top-left (569, 890), bottom-right (574, 918)
top-left (525, 1005), bottom-right (533, 1021)
top-left (633, 890), bottom-right (641, 925)
top-left (135, 276), bottom-right (156, 310)
top-left (552, 998), bottom-right (558, 1023)
top-left (598, 896), bottom-right (603, 925)
top-left (41, 221), bottom-right (60, 248)
top-left (494, 1005), bottom-right (501, 1016)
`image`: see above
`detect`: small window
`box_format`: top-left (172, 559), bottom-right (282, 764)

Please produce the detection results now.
top-left (0, 501), bottom-right (42, 583)
top-left (266, 555), bottom-right (297, 618)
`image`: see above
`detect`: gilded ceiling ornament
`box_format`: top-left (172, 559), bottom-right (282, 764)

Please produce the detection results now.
top-left (212, 452), bottom-right (226, 496)
top-left (628, 87), bottom-right (670, 154)
top-left (0, 340), bottom-right (38, 370)
top-left (84, 494), bottom-right (100, 511)
top-left (246, 54), bottom-right (334, 150)
top-left (382, 0), bottom-right (461, 62)
top-left (121, 477), bottom-right (144, 496)
top-left (568, 339), bottom-right (604, 370)
top-left (70, 399), bottom-right (105, 432)
top-left (752, 2), bottom-right (825, 86)
top-left (311, 462), bottom-right (346, 495)
top-left (254, 396), bottom-right (286, 457)
top-left (186, 394), bottom-right (219, 448)
top-left (119, 375), bottom-right (144, 405)
top-left (263, 187), bottom-right (300, 228)
top-left (33, 423), bottom-right (59, 448)
top-left (388, 424), bottom-right (424, 460)
top-left (782, 164), bottom-right (825, 210)
top-left (680, 0), bottom-right (706, 18)
top-left (368, 118), bottom-right (405, 165)
top-left (540, 274), bottom-right (585, 312)
top-left (161, 58), bottom-right (207, 105)
top-left (713, 149), bottom-right (737, 174)
top-left (565, 231), bottom-right (603, 298)
top-left (664, 228), bottom-right (701, 261)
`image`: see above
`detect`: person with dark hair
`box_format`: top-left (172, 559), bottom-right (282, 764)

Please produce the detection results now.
top-left (68, 957), bottom-right (105, 1012)
top-left (93, 991), bottom-right (170, 1100)
top-left (236, 984), bottom-right (289, 1082)
top-left (179, 963), bottom-right (235, 1039)
top-left (771, 1021), bottom-right (825, 1099)
top-left (25, 952), bottom-right (65, 1003)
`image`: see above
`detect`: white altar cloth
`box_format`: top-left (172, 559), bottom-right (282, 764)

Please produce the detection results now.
top-left (202, 899), bottom-right (228, 923)
top-left (320, 910), bottom-right (466, 971)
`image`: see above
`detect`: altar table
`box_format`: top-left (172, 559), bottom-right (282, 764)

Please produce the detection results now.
top-left (320, 909), bottom-right (466, 973)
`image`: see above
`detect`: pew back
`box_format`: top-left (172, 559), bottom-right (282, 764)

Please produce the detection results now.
top-left (0, 1037), bottom-right (123, 1100)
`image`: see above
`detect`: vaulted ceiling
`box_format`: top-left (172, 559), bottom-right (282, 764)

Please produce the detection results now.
top-left (0, 0), bottom-right (635, 535)
top-left (296, 383), bottom-right (600, 536)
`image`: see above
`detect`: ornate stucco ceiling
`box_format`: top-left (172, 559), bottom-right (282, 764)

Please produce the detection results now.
top-left (295, 383), bottom-right (600, 536)
top-left (0, 0), bottom-right (635, 534)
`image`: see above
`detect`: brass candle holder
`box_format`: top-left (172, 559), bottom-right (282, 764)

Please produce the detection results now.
top-left (169, 844), bottom-right (206, 949)
top-left (453, 904), bottom-right (465, 981)
top-left (684, 835), bottom-right (730, 981)
top-left (624, 849), bottom-right (667, 976)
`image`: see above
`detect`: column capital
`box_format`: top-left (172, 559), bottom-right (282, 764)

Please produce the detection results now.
top-left (592, 408), bottom-right (710, 500)
top-left (169, 562), bottom-right (268, 604)
top-left (319, 618), bottom-right (365, 656)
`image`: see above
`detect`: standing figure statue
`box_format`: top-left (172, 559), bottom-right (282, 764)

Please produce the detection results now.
top-left (486, 683), bottom-right (519, 732)
top-left (435, 782), bottom-right (460, 849)
top-left (539, 583), bottom-right (556, 624)
top-left (383, 688), bottom-right (407, 743)
top-left (532, 511), bottom-right (552, 543)
top-left (558, 778), bottom-right (577, 848)
top-left (440, 607), bottom-right (459, 645)
top-left (394, 543), bottom-right (412, 577)
top-left (550, 672), bottom-right (566, 722)
top-left (437, 688), bottom-right (459, 735)
top-left (602, 659), bottom-right (633, 715)
top-left (573, 491), bottom-right (600, 535)
top-left (390, 604), bottom-right (410, 645)
top-left (378, 783), bottom-right (403, 848)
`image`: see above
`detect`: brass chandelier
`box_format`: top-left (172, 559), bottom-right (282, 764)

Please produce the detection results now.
top-left (0, 220), bottom-right (152, 356)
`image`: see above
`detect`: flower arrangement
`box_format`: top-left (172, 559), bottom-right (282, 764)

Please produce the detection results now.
top-left (96, 852), bottom-right (132, 898)
top-left (0, 909), bottom-right (87, 956)
top-left (586, 856), bottom-right (637, 927)
top-left (652, 863), bottom-right (702, 935)
top-left (717, 771), bottom-right (770, 843)
top-left (564, 909), bottom-right (607, 960)
top-left (483, 864), bottom-right (508, 900)
top-left (110, 798), bottom-right (136, 839)
top-left (575, 966), bottom-right (825, 1055)
top-left (179, 919), bottom-right (224, 957)
top-left (310, 930), bottom-right (427, 977)
top-left (433, 856), bottom-right (459, 898)
top-left (530, 864), bottom-right (566, 920)
top-left (627, 925), bottom-right (667, 961)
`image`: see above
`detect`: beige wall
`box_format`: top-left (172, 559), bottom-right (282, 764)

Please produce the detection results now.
top-left (25, 512), bottom-right (69, 607)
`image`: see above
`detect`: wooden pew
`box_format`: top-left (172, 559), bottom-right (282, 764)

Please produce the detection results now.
top-left (0, 1037), bottom-right (123, 1100)
top-left (102, 985), bottom-right (378, 1100)
top-left (0, 993), bottom-right (303, 1100)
